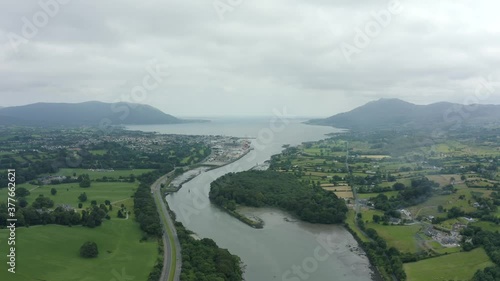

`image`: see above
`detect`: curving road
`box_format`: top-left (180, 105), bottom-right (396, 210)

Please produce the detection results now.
top-left (151, 172), bottom-right (182, 281)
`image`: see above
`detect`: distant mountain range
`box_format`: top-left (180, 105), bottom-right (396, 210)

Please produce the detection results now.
top-left (308, 98), bottom-right (500, 131)
top-left (0, 101), bottom-right (205, 126)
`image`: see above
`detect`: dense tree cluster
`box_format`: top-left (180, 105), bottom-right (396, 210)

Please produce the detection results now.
top-left (133, 169), bottom-right (173, 237)
top-left (462, 226), bottom-right (500, 280)
top-left (176, 222), bottom-right (244, 281)
top-left (78, 192), bottom-right (88, 202)
top-left (0, 193), bottom-right (109, 228)
top-left (210, 170), bottom-right (348, 224)
top-left (31, 194), bottom-right (55, 209)
top-left (473, 266), bottom-right (500, 281)
top-left (0, 204), bottom-right (80, 227)
top-left (78, 174), bottom-right (91, 188)
top-left (371, 177), bottom-right (438, 211)
top-left (81, 205), bottom-right (108, 228)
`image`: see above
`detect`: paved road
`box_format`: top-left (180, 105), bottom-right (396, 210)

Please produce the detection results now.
top-left (151, 172), bottom-right (182, 281)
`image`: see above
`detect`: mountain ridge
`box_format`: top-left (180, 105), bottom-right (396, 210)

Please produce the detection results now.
top-left (0, 101), bottom-right (206, 126)
top-left (308, 98), bottom-right (500, 131)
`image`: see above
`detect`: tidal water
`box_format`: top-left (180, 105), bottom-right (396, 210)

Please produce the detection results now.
top-left (127, 118), bottom-right (377, 281)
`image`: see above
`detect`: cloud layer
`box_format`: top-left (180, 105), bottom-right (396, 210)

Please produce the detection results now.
top-left (1, 0), bottom-right (499, 117)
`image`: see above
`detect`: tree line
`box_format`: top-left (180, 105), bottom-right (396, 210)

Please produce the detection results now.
top-left (461, 226), bottom-right (500, 280)
top-left (133, 167), bottom-right (174, 237)
top-left (0, 199), bottom-right (108, 228)
top-left (175, 221), bottom-right (244, 281)
top-left (353, 216), bottom-right (407, 280)
top-left (370, 177), bottom-right (438, 212)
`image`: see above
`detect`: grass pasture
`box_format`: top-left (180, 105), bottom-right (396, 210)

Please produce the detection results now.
top-left (346, 210), bottom-right (370, 242)
top-left (357, 191), bottom-right (399, 200)
top-left (404, 248), bottom-right (494, 281)
top-left (360, 209), bottom-right (385, 223)
top-left (89, 149), bottom-right (107, 155)
top-left (471, 221), bottom-right (500, 232)
top-left (367, 223), bottom-right (422, 253)
top-left (409, 187), bottom-right (477, 218)
top-left (55, 168), bottom-right (154, 180)
top-left (426, 174), bottom-right (462, 187)
top-left (0, 182), bottom-right (139, 211)
top-left (0, 221), bottom-right (158, 281)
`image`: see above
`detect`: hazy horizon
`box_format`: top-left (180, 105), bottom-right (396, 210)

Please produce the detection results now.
top-left (3, 97), bottom-right (500, 119)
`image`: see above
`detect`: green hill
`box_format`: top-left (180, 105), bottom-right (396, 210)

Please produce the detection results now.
top-left (0, 101), bottom-right (204, 126)
top-left (308, 98), bottom-right (500, 131)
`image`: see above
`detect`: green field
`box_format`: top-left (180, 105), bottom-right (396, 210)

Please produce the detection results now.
top-left (358, 191), bottom-right (399, 200)
top-left (367, 223), bottom-right (422, 253)
top-left (358, 208), bottom-right (385, 223)
top-left (436, 218), bottom-right (468, 231)
top-left (430, 241), bottom-right (462, 255)
top-left (404, 248), bottom-right (494, 281)
top-left (346, 210), bottom-right (370, 242)
top-left (426, 174), bottom-right (462, 187)
top-left (0, 220), bottom-right (158, 281)
top-left (55, 168), bottom-right (154, 179)
top-left (0, 182), bottom-right (138, 211)
top-left (0, 171), bottom-right (158, 281)
top-left (471, 221), bottom-right (500, 232)
top-left (409, 187), bottom-right (477, 218)
top-left (89, 150), bottom-right (107, 155)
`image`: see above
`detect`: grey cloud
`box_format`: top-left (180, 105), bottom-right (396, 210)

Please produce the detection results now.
top-left (0, 0), bottom-right (499, 116)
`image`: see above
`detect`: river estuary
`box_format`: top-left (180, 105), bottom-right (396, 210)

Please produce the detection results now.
top-left (127, 118), bottom-right (378, 281)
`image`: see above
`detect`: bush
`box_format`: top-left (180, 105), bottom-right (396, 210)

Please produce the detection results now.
top-left (78, 192), bottom-right (87, 202)
top-left (32, 195), bottom-right (54, 209)
top-left (80, 241), bottom-right (98, 258)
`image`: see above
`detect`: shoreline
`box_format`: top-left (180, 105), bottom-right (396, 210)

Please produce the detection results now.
top-left (164, 147), bottom-right (254, 193)
top-left (166, 137), bottom-right (382, 281)
top-left (216, 205), bottom-right (264, 229)
top-left (343, 222), bottom-right (386, 281)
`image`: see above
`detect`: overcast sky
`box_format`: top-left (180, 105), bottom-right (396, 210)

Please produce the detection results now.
top-left (0, 0), bottom-right (499, 117)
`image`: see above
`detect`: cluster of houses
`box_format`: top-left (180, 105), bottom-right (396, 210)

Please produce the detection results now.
top-left (205, 138), bottom-right (251, 165)
top-left (424, 223), bottom-right (466, 247)
top-left (38, 175), bottom-right (67, 185)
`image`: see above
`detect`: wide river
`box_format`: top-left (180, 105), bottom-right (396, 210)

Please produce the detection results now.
top-left (127, 118), bottom-right (378, 281)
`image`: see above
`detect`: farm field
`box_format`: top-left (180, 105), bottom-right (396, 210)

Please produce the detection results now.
top-left (271, 129), bottom-right (500, 280)
top-left (322, 185), bottom-right (354, 199)
top-left (404, 248), bottom-right (494, 281)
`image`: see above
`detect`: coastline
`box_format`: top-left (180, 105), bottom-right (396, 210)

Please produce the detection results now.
top-left (343, 222), bottom-right (386, 281)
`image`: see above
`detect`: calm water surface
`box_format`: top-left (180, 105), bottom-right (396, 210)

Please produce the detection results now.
top-left (127, 118), bottom-right (378, 281)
